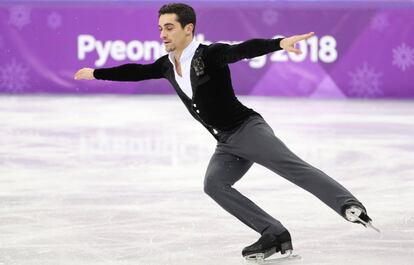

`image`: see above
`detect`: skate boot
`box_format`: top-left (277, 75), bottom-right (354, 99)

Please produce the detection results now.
top-left (242, 233), bottom-right (278, 260)
top-left (242, 231), bottom-right (298, 262)
top-left (342, 204), bottom-right (380, 233)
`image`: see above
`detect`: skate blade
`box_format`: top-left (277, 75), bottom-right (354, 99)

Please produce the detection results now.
top-left (244, 246), bottom-right (277, 261)
top-left (350, 213), bottom-right (381, 233)
top-left (245, 250), bottom-right (301, 264)
top-left (366, 221), bottom-right (381, 233)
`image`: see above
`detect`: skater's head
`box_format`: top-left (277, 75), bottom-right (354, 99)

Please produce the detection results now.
top-left (158, 3), bottom-right (196, 53)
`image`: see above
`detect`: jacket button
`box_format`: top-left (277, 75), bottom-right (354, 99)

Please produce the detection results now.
top-left (213, 129), bottom-right (218, 134)
top-left (196, 109), bottom-right (200, 113)
top-left (193, 103), bottom-right (197, 107)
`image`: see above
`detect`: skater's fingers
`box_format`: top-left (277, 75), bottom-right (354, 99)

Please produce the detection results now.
top-left (74, 68), bottom-right (85, 80)
top-left (74, 70), bottom-right (81, 80)
top-left (293, 32), bottom-right (315, 42)
top-left (74, 68), bottom-right (94, 80)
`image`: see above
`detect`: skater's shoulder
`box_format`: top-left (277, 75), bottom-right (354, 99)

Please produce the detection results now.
top-left (202, 42), bottom-right (231, 59)
top-left (155, 54), bottom-right (169, 63)
top-left (154, 54), bottom-right (172, 68)
top-left (204, 42), bottom-right (228, 51)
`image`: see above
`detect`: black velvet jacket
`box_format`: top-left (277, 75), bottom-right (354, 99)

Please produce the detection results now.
top-left (93, 38), bottom-right (284, 140)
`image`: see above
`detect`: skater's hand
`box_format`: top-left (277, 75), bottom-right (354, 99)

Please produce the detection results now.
top-left (74, 68), bottom-right (95, 80)
top-left (280, 32), bottom-right (315, 55)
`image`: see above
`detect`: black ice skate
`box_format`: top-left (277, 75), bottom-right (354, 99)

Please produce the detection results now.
top-left (343, 204), bottom-right (380, 233)
top-left (242, 231), bottom-right (300, 263)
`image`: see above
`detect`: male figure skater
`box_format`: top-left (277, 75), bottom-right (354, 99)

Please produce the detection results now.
top-left (74, 3), bottom-right (377, 260)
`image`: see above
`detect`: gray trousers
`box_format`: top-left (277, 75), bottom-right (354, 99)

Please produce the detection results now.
top-left (203, 114), bottom-right (363, 235)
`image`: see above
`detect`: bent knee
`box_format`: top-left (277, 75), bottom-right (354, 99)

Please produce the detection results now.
top-left (203, 178), bottom-right (228, 197)
top-left (203, 179), bottom-right (217, 196)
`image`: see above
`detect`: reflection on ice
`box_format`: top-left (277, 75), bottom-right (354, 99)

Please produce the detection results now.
top-left (0, 95), bottom-right (413, 265)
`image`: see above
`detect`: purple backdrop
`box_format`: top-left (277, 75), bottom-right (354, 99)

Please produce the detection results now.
top-left (0, 2), bottom-right (413, 98)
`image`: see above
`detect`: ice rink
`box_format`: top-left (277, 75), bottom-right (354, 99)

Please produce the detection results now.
top-left (0, 95), bottom-right (413, 265)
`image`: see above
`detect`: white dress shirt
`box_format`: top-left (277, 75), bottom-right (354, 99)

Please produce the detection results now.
top-left (168, 38), bottom-right (200, 99)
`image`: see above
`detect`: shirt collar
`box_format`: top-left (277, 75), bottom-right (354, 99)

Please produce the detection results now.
top-left (168, 38), bottom-right (200, 66)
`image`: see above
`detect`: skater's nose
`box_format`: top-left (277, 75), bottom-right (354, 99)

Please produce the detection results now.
top-left (160, 30), bottom-right (168, 40)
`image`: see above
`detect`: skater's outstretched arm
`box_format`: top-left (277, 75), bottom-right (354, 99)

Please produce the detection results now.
top-left (74, 56), bottom-right (166, 82)
top-left (209, 32), bottom-right (315, 66)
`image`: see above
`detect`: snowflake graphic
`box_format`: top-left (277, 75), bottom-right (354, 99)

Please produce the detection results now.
top-left (262, 9), bottom-right (279, 26)
top-left (47, 11), bottom-right (62, 30)
top-left (348, 62), bottom-right (383, 98)
top-left (9, 5), bottom-right (31, 30)
top-left (370, 13), bottom-right (389, 32)
top-left (0, 58), bottom-right (29, 93)
top-left (392, 43), bottom-right (414, 72)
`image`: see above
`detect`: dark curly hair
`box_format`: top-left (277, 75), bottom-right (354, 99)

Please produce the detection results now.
top-left (158, 3), bottom-right (196, 35)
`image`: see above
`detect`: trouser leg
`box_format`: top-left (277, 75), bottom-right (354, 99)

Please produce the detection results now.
top-left (204, 148), bottom-right (287, 235)
top-left (217, 115), bottom-right (364, 223)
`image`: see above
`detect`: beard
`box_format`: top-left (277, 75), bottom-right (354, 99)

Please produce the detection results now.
top-left (165, 43), bottom-right (176, 53)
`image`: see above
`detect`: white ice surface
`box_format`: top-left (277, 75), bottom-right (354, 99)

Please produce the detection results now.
top-left (0, 95), bottom-right (413, 265)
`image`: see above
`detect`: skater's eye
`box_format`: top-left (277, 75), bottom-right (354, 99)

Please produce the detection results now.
top-left (159, 26), bottom-right (173, 32)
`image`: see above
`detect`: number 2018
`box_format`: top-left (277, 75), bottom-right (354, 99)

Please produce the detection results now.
top-left (271, 35), bottom-right (338, 63)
